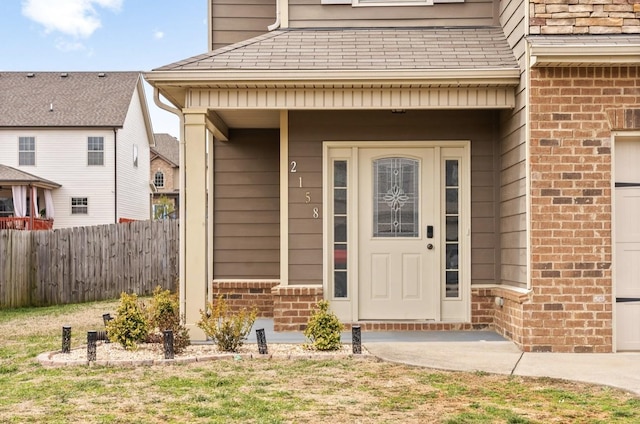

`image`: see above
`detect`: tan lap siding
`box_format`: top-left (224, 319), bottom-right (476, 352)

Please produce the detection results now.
top-left (214, 129), bottom-right (280, 279)
top-left (288, 110), bottom-right (499, 287)
top-left (498, 0), bottom-right (528, 289)
top-left (289, 0), bottom-right (497, 28)
top-left (210, 0), bottom-right (276, 50)
top-left (288, 139), bottom-right (324, 285)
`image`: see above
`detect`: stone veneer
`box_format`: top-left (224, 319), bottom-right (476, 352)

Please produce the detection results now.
top-left (530, 0), bottom-right (640, 34)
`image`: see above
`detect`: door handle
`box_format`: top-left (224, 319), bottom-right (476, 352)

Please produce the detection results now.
top-left (427, 243), bottom-right (434, 250)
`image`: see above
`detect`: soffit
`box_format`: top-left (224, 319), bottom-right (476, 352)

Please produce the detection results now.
top-left (529, 35), bottom-right (640, 67)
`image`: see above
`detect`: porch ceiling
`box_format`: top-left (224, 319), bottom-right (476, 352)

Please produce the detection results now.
top-left (146, 27), bottom-right (521, 122)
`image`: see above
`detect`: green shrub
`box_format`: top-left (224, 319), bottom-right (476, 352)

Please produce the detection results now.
top-left (304, 300), bottom-right (344, 351)
top-left (146, 286), bottom-right (190, 354)
top-left (106, 292), bottom-right (149, 350)
top-left (197, 295), bottom-right (257, 352)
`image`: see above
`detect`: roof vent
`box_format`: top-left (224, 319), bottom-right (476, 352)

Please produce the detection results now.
top-left (60, 73), bottom-right (68, 78)
top-left (98, 72), bottom-right (106, 78)
top-left (27, 73), bottom-right (35, 78)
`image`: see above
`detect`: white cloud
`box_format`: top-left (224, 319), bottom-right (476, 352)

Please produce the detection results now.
top-left (22, 0), bottom-right (123, 38)
top-left (154, 30), bottom-right (164, 40)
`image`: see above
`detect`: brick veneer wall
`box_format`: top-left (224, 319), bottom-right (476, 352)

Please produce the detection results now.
top-left (151, 157), bottom-right (177, 194)
top-left (211, 280), bottom-right (279, 317)
top-left (530, 0), bottom-right (640, 35)
top-left (528, 66), bottom-right (640, 352)
top-left (272, 285), bottom-right (324, 331)
top-left (272, 286), bottom-right (500, 333)
top-left (213, 282), bottom-right (535, 339)
top-left (475, 287), bottom-right (531, 349)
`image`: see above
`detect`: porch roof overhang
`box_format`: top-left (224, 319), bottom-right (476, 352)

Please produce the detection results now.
top-left (145, 27), bottom-right (521, 125)
top-left (0, 164), bottom-right (61, 190)
top-left (529, 35), bottom-right (640, 67)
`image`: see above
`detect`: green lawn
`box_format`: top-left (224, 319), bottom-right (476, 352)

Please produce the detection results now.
top-left (0, 300), bottom-right (638, 423)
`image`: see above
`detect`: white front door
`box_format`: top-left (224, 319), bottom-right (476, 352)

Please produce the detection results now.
top-left (358, 148), bottom-right (438, 320)
top-left (615, 138), bottom-right (640, 351)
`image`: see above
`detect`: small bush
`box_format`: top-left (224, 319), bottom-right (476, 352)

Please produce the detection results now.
top-left (304, 300), bottom-right (344, 351)
top-left (146, 286), bottom-right (190, 354)
top-left (197, 295), bottom-right (257, 352)
top-left (106, 292), bottom-right (149, 350)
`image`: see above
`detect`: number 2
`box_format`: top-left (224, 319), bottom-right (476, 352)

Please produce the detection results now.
top-left (290, 161), bottom-right (297, 173)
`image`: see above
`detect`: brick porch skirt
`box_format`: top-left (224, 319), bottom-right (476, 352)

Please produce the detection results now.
top-left (210, 281), bottom-right (534, 344)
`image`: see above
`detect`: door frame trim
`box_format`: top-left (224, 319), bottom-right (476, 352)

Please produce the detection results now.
top-left (323, 140), bottom-right (471, 322)
top-left (612, 131), bottom-right (640, 352)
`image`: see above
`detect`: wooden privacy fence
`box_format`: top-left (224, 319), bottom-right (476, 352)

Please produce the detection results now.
top-left (0, 220), bottom-right (179, 308)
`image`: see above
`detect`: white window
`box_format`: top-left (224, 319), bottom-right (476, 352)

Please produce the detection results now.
top-left (71, 197), bottom-right (88, 214)
top-left (18, 136), bottom-right (36, 166)
top-left (133, 144), bottom-right (139, 167)
top-left (353, 0), bottom-right (433, 5)
top-left (322, 0), bottom-right (462, 5)
top-left (88, 137), bottom-right (104, 166)
top-left (154, 171), bottom-right (165, 188)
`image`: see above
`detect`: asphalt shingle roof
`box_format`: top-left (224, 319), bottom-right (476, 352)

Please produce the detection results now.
top-left (152, 133), bottom-right (179, 167)
top-left (0, 72), bottom-right (141, 127)
top-left (0, 164), bottom-right (61, 187)
top-left (155, 27), bottom-right (519, 72)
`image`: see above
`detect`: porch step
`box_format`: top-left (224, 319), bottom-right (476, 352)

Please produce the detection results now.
top-left (345, 322), bottom-right (491, 332)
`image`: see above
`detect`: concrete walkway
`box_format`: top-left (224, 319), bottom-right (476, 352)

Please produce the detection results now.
top-left (250, 319), bottom-right (640, 397)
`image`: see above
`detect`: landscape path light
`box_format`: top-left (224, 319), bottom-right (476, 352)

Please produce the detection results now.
top-left (87, 331), bottom-right (97, 362)
top-left (352, 325), bottom-right (362, 354)
top-left (256, 328), bottom-right (268, 355)
top-left (62, 325), bottom-right (71, 354)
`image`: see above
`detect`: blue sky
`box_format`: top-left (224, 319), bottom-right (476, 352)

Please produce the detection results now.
top-left (0, 0), bottom-right (209, 137)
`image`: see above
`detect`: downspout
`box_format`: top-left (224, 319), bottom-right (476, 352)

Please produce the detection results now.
top-left (267, 0), bottom-right (281, 31)
top-left (153, 88), bottom-right (186, 320)
top-left (113, 128), bottom-right (118, 223)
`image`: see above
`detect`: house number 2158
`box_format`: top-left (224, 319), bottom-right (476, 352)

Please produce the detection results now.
top-left (290, 160), bottom-right (319, 219)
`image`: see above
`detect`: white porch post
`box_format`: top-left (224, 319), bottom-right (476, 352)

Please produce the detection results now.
top-left (182, 110), bottom-right (210, 339)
